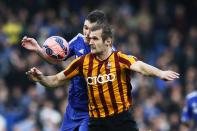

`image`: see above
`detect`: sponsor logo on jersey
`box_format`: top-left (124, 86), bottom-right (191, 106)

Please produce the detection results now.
top-left (87, 73), bottom-right (115, 85)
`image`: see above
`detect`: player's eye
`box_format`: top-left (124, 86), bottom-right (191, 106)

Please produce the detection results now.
top-left (92, 37), bottom-right (98, 40)
top-left (83, 26), bottom-right (88, 30)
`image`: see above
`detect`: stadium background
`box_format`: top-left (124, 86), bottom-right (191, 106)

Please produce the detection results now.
top-left (0, 0), bottom-right (196, 130)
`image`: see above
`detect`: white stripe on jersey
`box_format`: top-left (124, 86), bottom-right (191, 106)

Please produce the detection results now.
top-left (187, 91), bottom-right (197, 99)
top-left (112, 46), bottom-right (115, 51)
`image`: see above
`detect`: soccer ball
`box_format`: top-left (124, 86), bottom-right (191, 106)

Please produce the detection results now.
top-left (43, 36), bottom-right (69, 62)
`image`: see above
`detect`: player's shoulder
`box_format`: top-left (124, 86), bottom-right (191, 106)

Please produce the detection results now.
top-left (116, 51), bottom-right (130, 56)
top-left (116, 51), bottom-right (137, 59)
top-left (85, 52), bottom-right (92, 57)
top-left (69, 33), bottom-right (84, 45)
top-left (186, 91), bottom-right (197, 100)
top-left (116, 51), bottom-right (125, 56)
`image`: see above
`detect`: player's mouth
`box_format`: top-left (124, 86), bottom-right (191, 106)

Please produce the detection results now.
top-left (90, 46), bottom-right (96, 50)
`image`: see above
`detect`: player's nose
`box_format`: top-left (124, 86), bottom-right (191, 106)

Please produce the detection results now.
top-left (89, 39), bottom-right (93, 45)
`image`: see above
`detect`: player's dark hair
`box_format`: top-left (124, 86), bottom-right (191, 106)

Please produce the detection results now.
top-left (86, 10), bottom-right (107, 24)
top-left (91, 23), bottom-right (114, 42)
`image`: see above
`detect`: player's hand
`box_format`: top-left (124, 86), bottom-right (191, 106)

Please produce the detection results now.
top-left (26, 67), bottom-right (43, 82)
top-left (21, 36), bottom-right (42, 52)
top-left (159, 70), bottom-right (180, 81)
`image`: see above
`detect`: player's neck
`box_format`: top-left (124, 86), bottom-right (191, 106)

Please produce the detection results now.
top-left (96, 48), bottom-right (112, 61)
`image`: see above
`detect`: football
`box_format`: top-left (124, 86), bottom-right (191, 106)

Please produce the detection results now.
top-left (43, 36), bottom-right (69, 62)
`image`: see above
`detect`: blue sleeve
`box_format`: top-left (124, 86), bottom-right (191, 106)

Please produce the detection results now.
top-left (181, 99), bottom-right (192, 123)
top-left (63, 34), bottom-right (81, 61)
top-left (112, 45), bottom-right (116, 51)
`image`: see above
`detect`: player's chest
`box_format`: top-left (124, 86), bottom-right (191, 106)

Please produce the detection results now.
top-left (84, 60), bottom-right (118, 73)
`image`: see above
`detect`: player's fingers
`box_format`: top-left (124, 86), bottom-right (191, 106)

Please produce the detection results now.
top-left (163, 74), bottom-right (176, 81)
top-left (33, 67), bottom-right (39, 72)
top-left (169, 74), bottom-right (179, 79)
top-left (171, 72), bottom-right (179, 78)
top-left (22, 36), bottom-right (26, 41)
top-left (22, 36), bottom-right (28, 42)
top-left (165, 76), bottom-right (174, 81)
top-left (21, 39), bottom-right (25, 43)
top-left (21, 40), bottom-right (29, 45)
top-left (170, 74), bottom-right (179, 80)
top-left (25, 71), bottom-right (29, 75)
top-left (167, 71), bottom-right (179, 78)
top-left (23, 36), bottom-right (27, 39)
top-left (174, 72), bottom-right (180, 76)
top-left (26, 72), bottom-right (34, 80)
top-left (32, 67), bottom-right (43, 76)
top-left (26, 71), bottom-right (33, 77)
top-left (21, 42), bottom-right (26, 46)
top-left (22, 37), bottom-right (32, 43)
top-left (170, 71), bottom-right (180, 77)
top-left (30, 68), bottom-right (34, 72)
top-left (32, 68), bottom-right (38, 74)
top-left (26, 38), bottom-right (34, 42)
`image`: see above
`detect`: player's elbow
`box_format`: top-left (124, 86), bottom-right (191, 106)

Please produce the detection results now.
top-left (131, 61), bottom-right (149, 75)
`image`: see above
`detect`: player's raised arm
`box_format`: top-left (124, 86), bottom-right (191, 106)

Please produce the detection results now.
top-left (26, 56), bottom-right (83, 88)
top-left (21, 36), bottom-right (57, 63)
top-left (26, 67), bottom-right (66, 88)
top-left (130, 61), bottom-right (180, 81)
top-left (21, 36), bottom-right (42, 52)
top-left (21, 36), bottom-right (60, 64)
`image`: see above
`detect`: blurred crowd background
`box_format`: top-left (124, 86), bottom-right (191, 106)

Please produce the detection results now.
top-left (0, 0), bottom-right (196, 131)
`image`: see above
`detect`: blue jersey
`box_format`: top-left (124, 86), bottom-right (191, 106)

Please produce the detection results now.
top-left (64, 33), bottom-right (90, 120)
top-left (181, 91), bottom-right (197, 124)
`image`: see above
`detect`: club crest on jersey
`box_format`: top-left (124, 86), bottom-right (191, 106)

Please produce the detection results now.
top-left (106, 61), bottom-right (111, 69)
top-left (79, 49), bottom-right (84, 54)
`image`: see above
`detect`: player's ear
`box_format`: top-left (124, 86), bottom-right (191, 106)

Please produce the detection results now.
top-left (105, 38), bottom-right (112, 46)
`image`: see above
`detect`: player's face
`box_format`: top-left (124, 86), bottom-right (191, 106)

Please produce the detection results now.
top-left (89, 29), bottom-right (107, 54)
top-left (83, 20), bottom-right (97, 43)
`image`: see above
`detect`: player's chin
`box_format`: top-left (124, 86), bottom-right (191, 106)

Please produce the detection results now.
top-left (91, 49), bottom-right (96, 54)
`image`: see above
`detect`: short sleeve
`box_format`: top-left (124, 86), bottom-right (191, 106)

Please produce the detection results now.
top-left (117, 51), bottom-right (138, 69)
top-left (63, 56), bottom-right (84, 79)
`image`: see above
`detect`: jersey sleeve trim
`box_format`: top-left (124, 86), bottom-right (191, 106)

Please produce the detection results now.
top-left (63, 56), bottom-right (84, 78)
top-left (117, 51), bottom-right (138, 68)
top-left (68, 33), bottom-right (83, 45)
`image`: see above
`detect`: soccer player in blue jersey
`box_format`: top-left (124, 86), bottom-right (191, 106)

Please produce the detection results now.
top-left (22, 10), bottom-right (107, 131)
top-left (181, 90), bottom-right (197, 130)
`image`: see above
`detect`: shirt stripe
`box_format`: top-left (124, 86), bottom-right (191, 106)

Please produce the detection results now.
top-left (87, 54), bottom-right (100, 117)
top-left (97, 61), bottom-right (109, 117)
top-left (105, 59), bottom-right (118, 114)
top-left (63, 57), bottom-right (82, 79)
top-left (114, 52), bottom-right (126, 111)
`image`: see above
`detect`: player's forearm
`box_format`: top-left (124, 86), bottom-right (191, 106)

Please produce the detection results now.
top-left (36, 48), bottom-right (60, 64)
top-left (38, 75), bottom-right (64, 88)
top-left (141, 63), bottom-right (162, 77)
top-left (35, 47), bottom-right (49, 62)
top-left (133, 61), bottom-right (163, 78)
